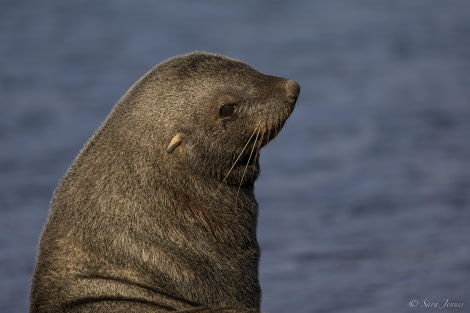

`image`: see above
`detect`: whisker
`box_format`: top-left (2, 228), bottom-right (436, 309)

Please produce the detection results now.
top-left (216, 121), bottom-right (262, 196)
top-left (236, 124), bottom-right (261, 199)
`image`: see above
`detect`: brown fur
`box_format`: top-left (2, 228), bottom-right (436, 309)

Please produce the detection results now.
top-left (30, 52), bottom-right (300, 313)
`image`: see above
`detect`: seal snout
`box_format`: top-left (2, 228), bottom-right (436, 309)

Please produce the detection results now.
top-left (285, 79), bottom-right (300, 104)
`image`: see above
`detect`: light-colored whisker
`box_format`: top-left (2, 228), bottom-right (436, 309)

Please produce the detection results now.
top-left (236, 125), bottom-right (262, 199)
top-left (215, 121), bottom-right (262, 197)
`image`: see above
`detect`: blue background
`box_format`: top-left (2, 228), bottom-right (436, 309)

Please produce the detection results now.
top-left (1, 1), bottom-right (469, 312)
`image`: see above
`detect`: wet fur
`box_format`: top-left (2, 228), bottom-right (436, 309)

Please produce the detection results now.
top-left (30, 52), bottom-right (299, 313)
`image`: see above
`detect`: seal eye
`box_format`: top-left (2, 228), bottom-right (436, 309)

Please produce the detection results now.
top-left (219, 103), bottom-right (237, 119)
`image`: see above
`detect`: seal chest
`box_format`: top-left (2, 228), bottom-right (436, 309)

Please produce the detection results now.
top-left (30, 52), bottom-right (300, 313)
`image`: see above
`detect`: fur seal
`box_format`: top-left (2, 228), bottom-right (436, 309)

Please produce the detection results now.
top-left (30, 52), bottom-right (300, 313)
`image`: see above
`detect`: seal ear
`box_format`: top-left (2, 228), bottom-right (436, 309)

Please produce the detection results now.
top-left (167, 133), bottom-right (185, 154)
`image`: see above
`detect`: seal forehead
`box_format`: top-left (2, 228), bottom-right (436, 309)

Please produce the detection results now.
top-left (162, 52), bottom-right (256, 80)
top-left (176, 51), bottom-right (245, 67)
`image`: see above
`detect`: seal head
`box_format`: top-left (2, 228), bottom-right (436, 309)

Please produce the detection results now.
top-left (137, 52), bottom-right (300, 187)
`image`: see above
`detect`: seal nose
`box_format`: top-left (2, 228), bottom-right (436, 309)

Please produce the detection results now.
top-left (285, 79), bottom-right (300, 103)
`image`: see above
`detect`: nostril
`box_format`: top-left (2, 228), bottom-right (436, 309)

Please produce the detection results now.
top-left (285, 79), bottom-right (300, 101)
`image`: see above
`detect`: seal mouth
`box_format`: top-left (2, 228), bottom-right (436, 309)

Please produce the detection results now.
top-left (261, 118), bottom-right (290, 146)
top-left (256, 103), bottom-right (295, 147)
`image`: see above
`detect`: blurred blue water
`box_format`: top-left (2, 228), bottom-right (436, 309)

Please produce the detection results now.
top-left (1, 1), bottom-right (469, 312)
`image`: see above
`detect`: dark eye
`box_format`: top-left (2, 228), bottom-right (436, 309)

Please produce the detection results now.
top-left (219, 103), bottom-right (237, 118)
